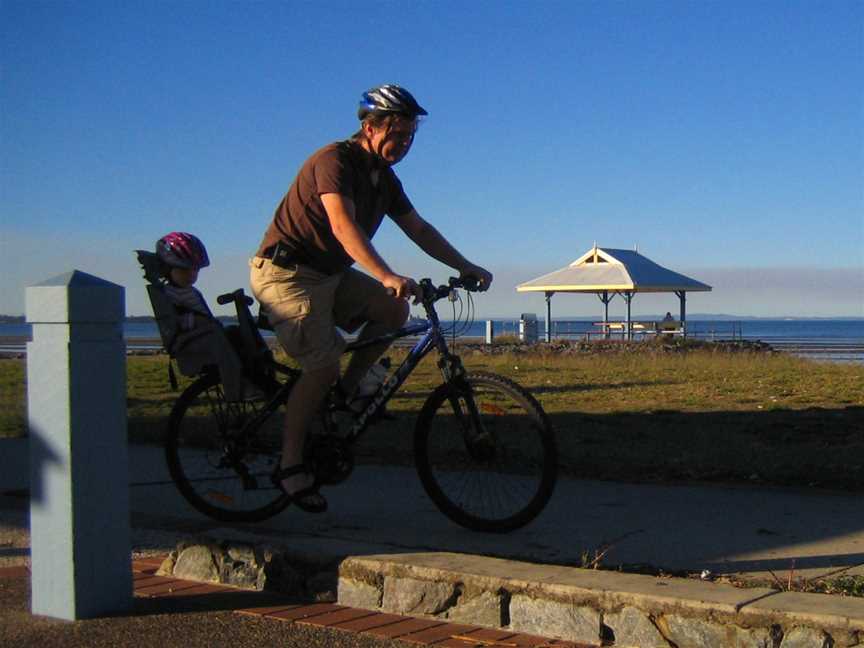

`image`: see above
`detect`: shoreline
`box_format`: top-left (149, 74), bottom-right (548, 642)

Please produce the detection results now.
top-left (2, 334), bottom-right (863, 364)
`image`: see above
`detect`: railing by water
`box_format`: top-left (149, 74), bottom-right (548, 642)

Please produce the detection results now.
top-left (3, 320), bottom-right (862, 363)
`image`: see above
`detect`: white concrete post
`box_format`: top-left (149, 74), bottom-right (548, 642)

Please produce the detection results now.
top-left (26, 270), bottom-right (132, 620)
top-left (485, 320), bottom-right (494, 345)
top-left (519, 314), bottom-right (538, 343)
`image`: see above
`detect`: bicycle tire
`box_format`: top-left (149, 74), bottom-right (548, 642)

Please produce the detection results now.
top-left (414, 371), bottom-right (557, 533)
top-left (165, 373), bottom-right (290, 522)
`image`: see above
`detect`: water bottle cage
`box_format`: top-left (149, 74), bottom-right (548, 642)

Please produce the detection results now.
top-left (355, 362), bottom-right (388, 398)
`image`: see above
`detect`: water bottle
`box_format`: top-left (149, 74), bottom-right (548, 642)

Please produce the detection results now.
top-left (355, 357), bottom-right (391, 398)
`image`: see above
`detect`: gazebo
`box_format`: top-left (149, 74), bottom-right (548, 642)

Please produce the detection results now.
top-left (516, 245), bottom-right (712, 341)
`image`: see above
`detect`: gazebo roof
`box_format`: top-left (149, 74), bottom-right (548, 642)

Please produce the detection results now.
top-left (516, 246), bottom-right (712, 294)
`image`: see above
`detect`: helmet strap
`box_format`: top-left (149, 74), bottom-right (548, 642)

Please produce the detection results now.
top-left (375, 122), bottom-right (393, 159)
top-left (358, 120), bottom-right (389, 168)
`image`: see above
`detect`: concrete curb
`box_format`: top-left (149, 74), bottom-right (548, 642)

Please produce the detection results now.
top-left (337, 552), bottom-right (864, 648)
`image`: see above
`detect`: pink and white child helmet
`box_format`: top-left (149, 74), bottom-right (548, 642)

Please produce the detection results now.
top-left (156, 232), bottom-right (210, 269)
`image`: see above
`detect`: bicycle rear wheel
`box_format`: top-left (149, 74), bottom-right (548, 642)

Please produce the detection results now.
top-left (165, 373), bottom-right (290, 522)
top-left (414, 371), bottom-right (557, 533)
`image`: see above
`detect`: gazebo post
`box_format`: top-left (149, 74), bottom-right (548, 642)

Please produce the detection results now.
top-left (598, 291), bottom-right (613, 339)
top-left (676, 290), bottom-right (687, 338)
top-left (544, 291), bottom-right (554, 342)
top-left (623, 292), bottom-right (633, 341)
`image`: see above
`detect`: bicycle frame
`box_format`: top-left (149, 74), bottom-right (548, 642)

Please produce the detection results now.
top-left (240, 279), bottom-right (473, 448)
top-left (345, 318), bottom-right (449, 443)
top-left (341, 293), bottom-right (464, 443)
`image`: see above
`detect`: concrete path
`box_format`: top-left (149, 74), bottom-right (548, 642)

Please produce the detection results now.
top-left (3, 438), bottom-right (862, 582)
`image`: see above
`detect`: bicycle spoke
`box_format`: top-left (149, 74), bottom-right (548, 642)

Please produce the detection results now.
top-left (165, 375), bottom-right (289, 522)
top-left (415, 372), bottom-right (557, 533)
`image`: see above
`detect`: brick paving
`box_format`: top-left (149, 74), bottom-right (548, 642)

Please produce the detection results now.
top-left (0, 559), bottom-right (593, 647)
top-left (128, 557), bottom-right (590, 647)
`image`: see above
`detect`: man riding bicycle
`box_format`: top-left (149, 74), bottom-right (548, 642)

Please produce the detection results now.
top-left (250, 84), bottom-right (493, 513)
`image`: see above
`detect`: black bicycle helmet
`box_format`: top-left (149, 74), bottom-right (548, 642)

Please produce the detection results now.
top-left (156, 232), bottom-right (210, 269)
top-left (357, 84), bottom-right (428, 121)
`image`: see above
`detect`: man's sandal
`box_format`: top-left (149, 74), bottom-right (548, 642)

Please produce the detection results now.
top-left (271, 464), bottom-right (327, 514)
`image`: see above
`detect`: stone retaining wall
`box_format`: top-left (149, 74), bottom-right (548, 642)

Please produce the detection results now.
top-left (337, 553), bottom-right (864, 648)
top-left (155, 538), bottom-right (338, 603)
top-left (154, 541), bottom-right (864, 648)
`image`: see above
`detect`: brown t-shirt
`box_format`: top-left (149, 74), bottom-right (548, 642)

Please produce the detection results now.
top-left (257, 140), bottom-right (414, 275)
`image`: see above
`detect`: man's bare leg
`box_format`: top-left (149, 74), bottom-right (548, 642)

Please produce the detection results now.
top-left (340, 301), bottom-right (409, 396)
top-left (279, 362), bottom-right (339, 497)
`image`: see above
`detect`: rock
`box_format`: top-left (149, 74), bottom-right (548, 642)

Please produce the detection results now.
top-left (338, 577), bottom-right (381, 610)
top-left (509, 595), bottom-right (600, 644)
top-left (307, 571), bottom-right (338, 603)
top-left (224, 562), bottom-right (261, 590)
top-left (446, 591), bottom-right (504, 627)
top-left (173, 545), bottom-right (219, 583)
top-left (605, 606), bottom-right (671, 647)
top-left (656, 615), bottom-right (724, 648)
top-left (656, 614), bottom-right (774, 648)
top-left (155, 554), bottom-right (175, 577)
top-left (226, 543), bottom-right (259, 567)
top-left (736, 626), bottom-right (774, 648)
top-left (219, 542), bottom-right (265, 590)
top-left (258, 552), bottom-right (302, 594)
top-left (382, 577), bottom-right (456, 615)
top-left (829, 629), bottom-right (859, 648)
top-left (780, 627), bottom-right (833, 648)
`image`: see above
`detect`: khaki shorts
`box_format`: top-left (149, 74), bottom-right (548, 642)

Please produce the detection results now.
top-left (249, 256), bottom-right (397, 371)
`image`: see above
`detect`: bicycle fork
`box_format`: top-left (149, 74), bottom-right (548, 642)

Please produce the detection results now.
top-left (438, 356), bottom-right (496, 462)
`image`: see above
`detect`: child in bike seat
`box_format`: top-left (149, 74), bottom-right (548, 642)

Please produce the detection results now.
top-left (156, 232), bottom-right (249, 401)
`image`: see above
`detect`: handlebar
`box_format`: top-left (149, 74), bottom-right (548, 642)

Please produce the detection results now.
top-left (420, 276), bottom-right (482, 303)
top-left (449, 276), bottom-right (481, 291)
top-left (385, 276), bottom-right (483, 303)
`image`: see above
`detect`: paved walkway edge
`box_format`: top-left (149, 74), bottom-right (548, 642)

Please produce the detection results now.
top-left (338, 552), bottom-right (864, 648)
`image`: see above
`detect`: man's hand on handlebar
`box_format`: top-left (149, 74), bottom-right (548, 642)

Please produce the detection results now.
top-left (382, 273), bottom-right (422, 303)
top-left (458, 264), bottom-right (493, 292)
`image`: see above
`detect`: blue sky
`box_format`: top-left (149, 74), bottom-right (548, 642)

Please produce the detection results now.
top-left (2, 0), bottom-right (862, 318)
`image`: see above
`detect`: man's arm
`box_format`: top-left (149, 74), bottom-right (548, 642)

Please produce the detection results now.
top-left (393, 209), bottom-right (493, 289)
top-left (320, 193), bottom-right (420, 300)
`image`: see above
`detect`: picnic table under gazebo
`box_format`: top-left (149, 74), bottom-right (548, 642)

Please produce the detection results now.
top-left (516, 245), bottom-right (712, 341)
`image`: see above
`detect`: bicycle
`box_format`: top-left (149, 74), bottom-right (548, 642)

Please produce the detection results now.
top-left (164, 277), bottom-right (558, 533)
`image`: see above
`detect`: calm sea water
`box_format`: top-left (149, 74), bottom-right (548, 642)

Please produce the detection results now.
top-left (1, 318), bottom-right (860, 338)
top-left (2, 319), bottom-right (862, 362)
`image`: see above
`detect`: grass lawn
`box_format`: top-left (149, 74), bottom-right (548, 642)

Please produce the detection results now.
top-left (2, 341), bottom-right (862, 489)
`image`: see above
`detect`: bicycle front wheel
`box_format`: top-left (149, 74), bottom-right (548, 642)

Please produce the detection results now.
top-left (165, 374), bottom-right (290, 522)
top-left (414, 371), bottom-right (557, 533)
